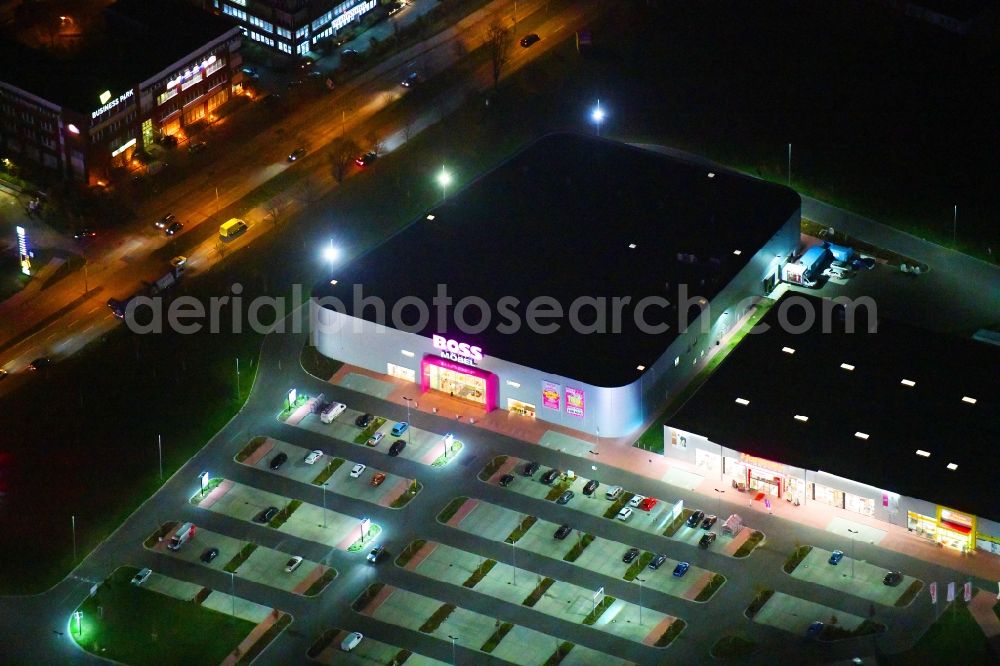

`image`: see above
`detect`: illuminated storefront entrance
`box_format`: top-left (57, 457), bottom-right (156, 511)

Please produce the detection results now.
top-left (738, 454), bottom-right (785, 498)
top-left (507, 399), bottom-right (536, 417)
top-left (420, 355), bottom-right (498, 411)
top-left (907, 507), bottom-right (976, 551)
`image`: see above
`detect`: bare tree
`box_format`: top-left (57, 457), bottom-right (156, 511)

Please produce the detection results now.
top-left (364, 128), bottom-right (384, 157)
top-left (215, 240), bottom-right (229, 259)
top-left (328, 137), bottom-right (360, 184)
top-left (265, 199), bottom-right (283, 228)
top-left (486, 17), bottom-right (512, 90)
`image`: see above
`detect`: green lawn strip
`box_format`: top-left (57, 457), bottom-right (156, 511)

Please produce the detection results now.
top-left (394, 539), bottom-right (428, 568)
top-left (522, 577), bottom-right (555, 608)
top-left (278, 396), bottom-right (310, 422)
top-left (193, 586), bottom-right (212, 604)
top-left (783, 545), bottom-right (813, 573)
top-left (820, 618), bottom-right (885, 641)
top-left (710, 635), bottom-right (757, 659)
top-left (236, 436), bottom-right (268, 463)
top-left (801, 219), bottom-right (926, 270)
top-left (431, 440), bottom-right (464, 467)
top-left (663, 509), bottom-right (691, 537)
top-left (462, 559), bottom-right (497, 588)
top-left (310, 458), bottom-right (345, 485)
top-left (481, 622), bottom-right (514, 653)
top-left (504, 515), bottom-right (538, 544)
top-left (353, 417), bottom-right (387, 444)
top-left (306, 628), bottom-right (337, 658)
top-left (544, 478), bottom-right (574, 502)
top-left (390, 480), bottom-right (423, 508)
top-left (351, 583), bottom-right (385, 613)
top-left (603, 493), bottom-right (634, 519)
top-left (478, 455), bottom-right (509, 481)
top-left (268, 500), bottom-right (302, 529)
top-left (236, 613), bottom-right (291, 665)
top-left (744, 589), bottom-right (774, 618)
top-left (143, 522), bottom-right (178, 548)
top-left (582, 595), bottom-right (616, 625)
top-left (623, 552), bottom-right (655, 582)
top-left (300, 343), bottom-right (344, 379)
top-left (436, 497), bottom-right (469, 523)
top-left (543, 641), bottom-right (574, 665)
top-left (224, 543), bottom-right (258, 573)
top-left (418, 603), bottom-right (456, 633)
top-left (563, 534), bottom-right (595, 563)
top-left (392, 649), bottom-right (412, 664)
top-left (733, 531), bottom-right (765, 558)
top-left (189, 477), bottom-right (223, 504)
top-left (895, 579), bottom-right (924, 607)
top-left (73, 567), bottom-right (256, 666)
top-left (654, 620), bottom-right (686, 648)
top-left (346, 525), bottom-right (382, 553)
top-left (694, 574), bottom-right (726, 602)
top-left (302, 569), bottom-right (338, 597)
top-left (885, 600), bottom-right (992, 665)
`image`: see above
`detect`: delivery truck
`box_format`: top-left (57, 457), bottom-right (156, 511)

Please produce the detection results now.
top-left (782, 246), bottom-right (832, 287)
top-left (107, 261), bottom-right (185, 318)
top-left (167, 522), bottom-right (196, 550)
top-left (219, 218), bottom-right (248, 241)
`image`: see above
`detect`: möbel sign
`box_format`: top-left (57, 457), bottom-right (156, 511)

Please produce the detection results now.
top-left (432, 335), bottom-right (483, 366)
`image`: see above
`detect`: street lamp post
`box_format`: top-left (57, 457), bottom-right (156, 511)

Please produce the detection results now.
top-left (437, 167), bottom-right (452, 201)
top-left (322, 480), bottom-right (328, 528)
top-left (510, 537), bottom-right (517, 584)
top-left (953, 205), bottom-right (957, 246)
top-left (714, 488), bottom-right (725, 513)
top-left (158, 434), bottom-right (163, 481)
top-left (636, 577), bottom-right (646, 626)
top-left (848, 528), bottom-right (859, 578)
top-left (230, 571), bottom-right (236, 618)
top-left (235, 357), bottom-right (240, 400)
top-left (787, 143), bottom-right (792, 187)
top-left (71, 515), bottom-right (76, 564)
top-left (448, 634), bottom-right (459, 665)
top-left (402, 396), bottom-right (414, 444)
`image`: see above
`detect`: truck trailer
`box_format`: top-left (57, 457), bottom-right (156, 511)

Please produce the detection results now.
top-left (107, 261), bottom-right (185, 319)
top-left (782, 246), bottom-right (832, 287)
top-left (167, 522), bottom-right (196, 550)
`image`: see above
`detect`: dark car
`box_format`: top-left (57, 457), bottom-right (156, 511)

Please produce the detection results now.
top-left (852, 257), bottom-right (876, 271)
top-left (686, 510), bottom-right (705, 528)
top-left (188, 141), bottom-right (207, 154)
top-left (241, 66), bottom-right (260, 80)
top-left (356, 413), bottom-right (374, 428)
top-left (520, 33), bottom-right (540, 48)
top-left (288, 147), bottom-right (307, 162)
top-left (522, 461), bottom-right (540, 476)
top-left (672, 562), bottom-right (690, 577)
top-left (499, 474), bottom-right (515, 487)
top-left (28, 357), bottom-right (51, 371)
top-left (828, 550), bottom-right (844, 565)
top-left (154, 213), bottom-right (176, 229)
top-left (341, 48), bottom-right (359, 60)
top-left (73, 227), bottom-right (97, 240)
top-left (355, 151), bottom-right (378, 167)
top-left (388, 439), bottom-right (406, 457)
top-left (269, 452), bottom-right (288, 470)
top-left (553, 524), bottom-right (572, 540)
top-left (164, 220), bottom-right (183, 236)
top-left (883, 571), bottom-right (903, 587)
top-left (701, 514), bottom-right (718, 530)
top-left (401, 71), bottom-right (419, 87)
top-left (622, 547), bottom-right (640, 564)
top-left (806, 621), bottom-right (824, 638)
top-left (366, 544), bottom-right (385, 563)
top-left (262, 93), bottom-right (281, 104)
top-left (201, 547), bottom-right (220, 563)
top-left (540, 468), bottom-right (561, 485)
top-left (556, 490), bottom-right (574, 505)
top-left (699, 533), bottom-right (717, 549)
top-left (158, 134), bottom-right (178, 148)
top-left (649, 554), bottom-right (667, 570)
top-left (582, 479), bottom-right (600, 496)
top-left (256, 506), bottom-right (278, 523)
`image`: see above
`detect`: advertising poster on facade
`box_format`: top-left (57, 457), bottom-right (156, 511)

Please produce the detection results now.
top-left (566, 387), bottom-right (585, 417)
top-left (542, 381), bottom-right (561, 410)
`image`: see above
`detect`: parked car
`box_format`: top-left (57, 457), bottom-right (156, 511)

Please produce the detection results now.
top-left (499, 474), bottom-right (515, 487)
top-left (367, 544), bottom-right (385, 563)
top-left (154, 213), bottom-right (176, 229)
top-left (131, 568), bottom-right (152, 585)
top-left (241, 66), bottom-right (260, 80)
top-left (852, 256), bottom-right (876, 271)
top-left (170, 256), bottom-right (187, 271)
top-left (366, 432), bottom-right (385, 447)
top-left (164, 220), bottom-right (183, 236)
top-left (622, 547), bottom-right (640, 564)
top-left (304, 450), bottom-right (323, 465)
top-left (701, 514), bottom-right (718, 530)
top-left (522, 461), bottom-right (540, 476)
top-left (256, 507), bottom-right (278, 523)
top-left (391, 421), bottom-right (409, 437)
top-left (672, 561), bottom-right (690, 577)
top-left (629, 494), bottom-right (645, 508)
top-left (287, 147), bottom-right (307, 162)
top-left (356, 413), bottom-right (374, 428)
top-left (269, 452), bottom-right (288, 470)
top-left (617, 507), bottom-right (633, 522)
top-left (157, 134), bottom-right (178, 148)
top-left (285, 556), bottom-right (303, 573)
top-left (355, 151), bottom-right (378, 167)
top-left (806, 621), bottom-right (824, 638)
top-left (0, 369), bottom-right (7, 381)
top-left (699, 533), bottom-right (717, 549)
top-left (583, 479), bottom-right (600, 496)
top-left (201, 547), bottom-right (220, 563)
top-left (553, 524), bottom-right (572, 540)
top-left (341, 631), bottom-right (363, 652)
top-left (350, 463), bottom-right (366, 478)
top-left (401, 71), bottom-right (419, 87)
top-left (883, 571), bottom-right (903, 586)
top-left (370, 472), bottom-right (386, 487)
top-left (649, 554), bottom-right (667, 570)
top-left (605, 485), bottom-right (623, 500)
top-left (73, 227), bottom-right (97, 240)
top-left (28, 357), bottom-right (51, 371)
top-left (188, 141), bottom-right (207, 154)
top-left (639, 497), bottom-right (658, 511)
top-left (686, 510), bottom-right (705, 528)
top-left (556, 490), bottom-right (575, 505)
top-left (828, 550), bottom-right (844, 565)
top-left (540, 468), bottom-right (561, 485)
top-left (389, 439), bottom-right (406, 456)
top-left (520, 33), bottom-right (540, 48)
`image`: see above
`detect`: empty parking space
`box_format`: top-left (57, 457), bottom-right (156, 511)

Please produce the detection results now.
top-left (791, 547), bottom-right (919, 606)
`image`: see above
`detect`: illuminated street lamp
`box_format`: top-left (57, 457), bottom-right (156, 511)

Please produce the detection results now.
top-left (322, 240), bottom-right (339, 273)
top-left (437, 167), bottom-right (452, 201)
top-left (74, 610), bottom-right (83, 636)
top-left (591, 99), bottom-right (605, 137)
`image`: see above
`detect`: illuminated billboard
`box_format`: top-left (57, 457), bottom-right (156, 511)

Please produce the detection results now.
top-left (566, 387), bottom-right (585, 417)
top-left (542, 381), bottom-right (561, 410)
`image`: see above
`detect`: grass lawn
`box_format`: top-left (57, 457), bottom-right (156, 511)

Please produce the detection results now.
top-left (73, 567), bottom-right (255, 666)
top-left (884, 600), bottom-right (993, 665)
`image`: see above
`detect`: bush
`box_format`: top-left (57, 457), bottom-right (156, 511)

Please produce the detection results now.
top-left (310, 457), bottom-right (344, 485)
top-left (522, 578), bottom-right (554, 607)
top-left (544, 478), bottom-right (573, 501)
top-left (302, 568), bottom-right (337, 597)
top-left (745, 589), bottom-right (774, 617)
top-left (896, 579), bottom-right (924, 607)
top-left (419, 603), bottom-right (456, 633)
top-left (437, 497), bottom-right (469, 523)
top-left (654, 619), bottom-right (686, 647)
top-left (563, 534), bottom-right (594, 562)
top-left (462, 559), bottom-right (496, 588)
top-left (193, 586), bottom-right (211, 604)
top-left (223, 543), bottom-right (257, 573)
top-left (783, 545), bottom-right (812, 573)
top-left (235, 436), bottom-right (267, 463)
top-left (351, 583), bottom-right (385, 612)
top-left (390, 480), bottom-right (422, 508)
top-left (543, 641), bottom-right (574, 665)
top-left (504, 515), bottom-right (537, 544)
top-left (478, 455), bottom-right (508, 481)
top-left (395, 540), bottom-right (428, 568)
top-left (268, 500), bottom-right (301, 529)
top-left (603, 493), bottom-right (633, 519)
top-left (481, 622), bottom-right (513, 653)
top-left (694, 573), bottom-right (726, 602)
top-left (353, 417), bottom-right (386, 444)
top-left (733, 531), bottom-right (765, 558)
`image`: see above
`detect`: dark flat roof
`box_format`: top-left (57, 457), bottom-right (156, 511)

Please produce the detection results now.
top-left (315, 133), bottom-right (800, 386)
top-left (0, 0), bottom-right (236, 114)
top-left (669, 292), bottom-right (1000, 521)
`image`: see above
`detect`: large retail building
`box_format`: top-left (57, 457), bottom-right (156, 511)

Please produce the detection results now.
top-left (311, 133), bottom-right (801, 437)
top-left (664, 291), bottom-right (1000, 556)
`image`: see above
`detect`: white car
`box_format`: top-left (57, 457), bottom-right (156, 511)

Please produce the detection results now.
top-left (341, 631), bottom-right (363, 652)
top-left (285, 556), bottom-right (303, 573)
top-left (605, 485), bottom-right (623, 500)
top-left (304, 450), bottom-right (323, 465)
top-left (350, 463), bottom-right (366, 478)
top-left (617, 507), bottom-right (633, 521)
top-left (131, 568), bottom-right (152, 586)
top-left (629, 494), bottom-right (646, 508)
